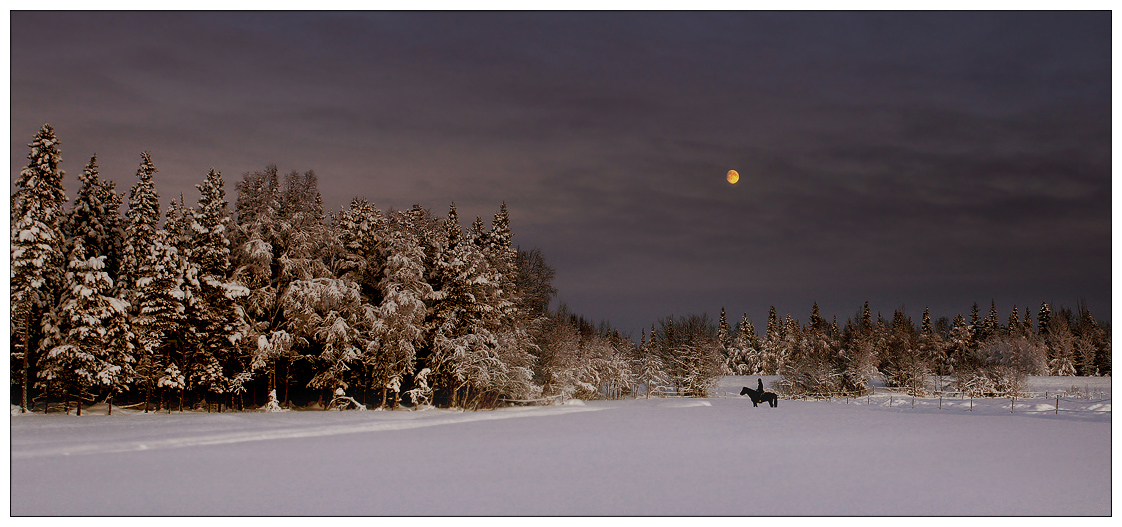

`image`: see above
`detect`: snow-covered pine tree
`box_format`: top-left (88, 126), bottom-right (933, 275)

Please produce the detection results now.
top-left (12, 124), bottom-right (69, 412)
top-left (39, 239), bottom-right (134, 415)
top-left (64, 155), bottom-right (125, 292)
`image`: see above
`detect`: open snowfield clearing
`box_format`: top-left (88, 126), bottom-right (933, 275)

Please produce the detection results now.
top-left (10, 376), bottom-right (1111, 516)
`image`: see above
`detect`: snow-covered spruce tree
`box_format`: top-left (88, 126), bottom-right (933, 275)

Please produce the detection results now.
top-left (758, 306), bottom-right (782, 374)
top-left (779, 303), bottom-right (839, 397)
top-left (63, 155), bottom-right (125, 292)
top-left (716, 307), bottom-right (732, 373)
top-left (132, 225), bottom-right (187, 412)
top-left (12, 124), bottom-right (69, 412)
top-left (38, 240), bottom-right (134, 415)
top-left (917, 307), bottom-right (947, 390)
top-left (953, 303), bottom-right (1045, 397)
top-left (121, 152), bottom-right (161, 307)
top-left (980, 300), bottom-right (1000, 341)
top-left (1073, 301), bottom-right (1106, 376)
top-left (729, 313), bottom-right (761, 375)
top-left (945, 313), bottom-right (972, 374)
top-left (633, 326), bottom-right (666, 398)
top-left (775, 313), bottom-right (800, 376)
top-left (1007, 305), bottom-right (1021, 336)
top-left (1045, 315), bottom-right (1077, 376)
top-left (426, 204), bottom-right (533, 408)
top-left (332, 197), bottom-right (386, 299)
top-left (655, 314), bottom-right (722, 397)
top-left (878, 310), bottom-right (924, 392)
top-left (152, 196), bottom-right (198, 410)
top-left (483, 203), bottom-right (538, 403)
top-left (1037, 301), bottom-right (1052, 335)
top-left (184, 169), bottom-right (249, 406)
top-left (833, 317), bottom-right (875, 395)
top-left (365, 211), bottom-right (436, 409)
top-left (1083, 304), bottom-right (1110, 376)
top-left (482, 204), bottom-right (521, 323)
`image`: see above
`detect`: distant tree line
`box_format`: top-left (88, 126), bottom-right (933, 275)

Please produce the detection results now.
top-left (714, 299), bottom-right (1110, 398)
top-left (11, 125), bottom-right (1111, 413)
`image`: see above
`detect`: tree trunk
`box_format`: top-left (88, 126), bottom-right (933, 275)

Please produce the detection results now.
top-left (268, 358), bottom-right (276, 401)
top-left (144, 376), bottom-right (153, 413)
top-left (76, 385), bottom-right (83, 416)
top-left (21, 310), bottom-right (31, 413)
top-left (283, 357), bottom-right (292, 406)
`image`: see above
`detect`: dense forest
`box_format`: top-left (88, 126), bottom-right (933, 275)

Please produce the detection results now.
top-left (11, 125), bottom-right (1112, 414)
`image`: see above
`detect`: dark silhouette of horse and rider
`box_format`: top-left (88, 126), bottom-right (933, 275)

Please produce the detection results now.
top-left (741, 378), bottom-right (778, 407)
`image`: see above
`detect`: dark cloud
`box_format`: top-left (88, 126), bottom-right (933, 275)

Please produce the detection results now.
top-left (11, 11), bottom-right (1110, 335)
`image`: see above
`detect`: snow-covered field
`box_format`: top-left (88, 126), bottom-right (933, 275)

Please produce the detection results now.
top-left (10, 376), bottom-right (1111, 516)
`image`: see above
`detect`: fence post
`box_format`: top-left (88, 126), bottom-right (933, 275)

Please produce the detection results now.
top-left (939, 395), bottom-right (942, 410)
top-left (1055, 395), bottom-right (1059, 415)
top-left (969, 396), bottom-right (972, 411)
top-left (1011, 396), bottom-right (1014, 413)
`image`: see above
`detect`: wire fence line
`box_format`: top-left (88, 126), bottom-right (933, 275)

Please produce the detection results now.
top-left (710, 384), bottom-right (1110, 409)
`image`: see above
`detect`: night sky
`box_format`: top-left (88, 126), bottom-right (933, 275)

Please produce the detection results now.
top-left (10, 11), bottom-right (1112, 335)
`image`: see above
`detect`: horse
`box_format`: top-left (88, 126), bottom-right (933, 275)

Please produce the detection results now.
top-left (740, 386), bottom-right (778, 407)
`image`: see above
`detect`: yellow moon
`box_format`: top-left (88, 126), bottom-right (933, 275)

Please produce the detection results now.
top-left (727, 170), bottom-right (739, 184)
